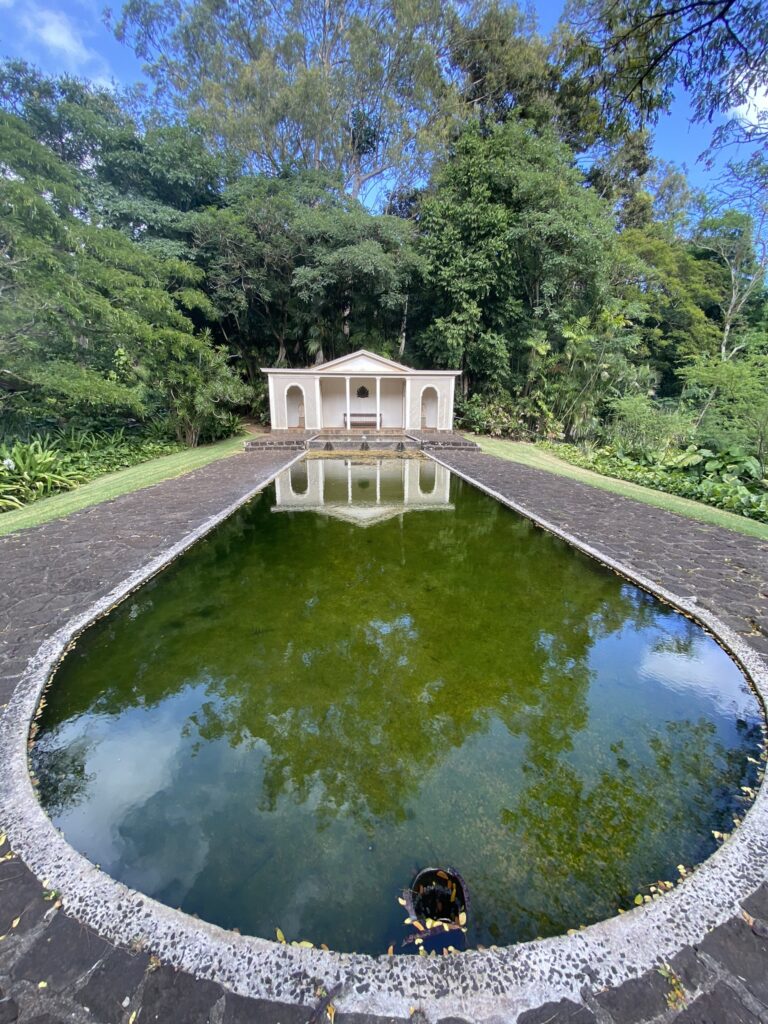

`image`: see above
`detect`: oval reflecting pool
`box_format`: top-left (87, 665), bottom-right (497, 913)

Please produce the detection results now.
top-left (31, 456), bottom-right (764, 954)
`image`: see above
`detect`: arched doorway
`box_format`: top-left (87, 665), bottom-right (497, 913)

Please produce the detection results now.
top-left (286, 385), bottom-right (305, 429)
top-left (420, 386), bottom-right (438, 430)
top-left (289, 461), bottom-right (308, 495)
top-left (418, 460), bottom-right (436, 496)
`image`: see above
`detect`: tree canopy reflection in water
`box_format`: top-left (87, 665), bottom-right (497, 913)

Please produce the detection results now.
top-left (33, 457), bottom-right (764, 953)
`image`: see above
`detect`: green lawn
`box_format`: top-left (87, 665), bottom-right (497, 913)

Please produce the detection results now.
top-left (470, 436), bottom-right (768, 541)
top-left (0, 436), bottom-right (245, 537)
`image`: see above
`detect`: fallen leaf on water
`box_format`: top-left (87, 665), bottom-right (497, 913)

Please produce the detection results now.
top-left (412, 920), bottom-right (424, 932)
top-left (397, 896), bottom-right (406, 906)
top-left (458, 911), bottom-right (467, 927)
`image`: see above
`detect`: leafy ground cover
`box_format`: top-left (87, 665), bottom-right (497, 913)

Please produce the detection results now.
top-left (470, 437), bottom-right (768, 540)
top-left (0, 436), bottom-right (243, 536)
top-left (1, 430), bottom-right (184, 512)
top-left (540, 442), bottom-right (768, 523)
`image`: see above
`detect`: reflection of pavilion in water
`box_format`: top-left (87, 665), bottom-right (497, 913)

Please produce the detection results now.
top-left (272, 458), bottom-right (453, 527)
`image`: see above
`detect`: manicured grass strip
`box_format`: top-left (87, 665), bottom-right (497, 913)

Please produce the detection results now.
top-left (0, 436), bottom-right (245, 537)
top-left (470, 436), bottom-right (768, 541)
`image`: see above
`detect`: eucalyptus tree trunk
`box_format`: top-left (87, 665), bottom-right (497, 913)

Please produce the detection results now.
top-left (398, 295), bottom-right (409, 357)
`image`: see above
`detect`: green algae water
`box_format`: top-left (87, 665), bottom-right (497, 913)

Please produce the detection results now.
top-left (33, 456), bottom-right (764, 954)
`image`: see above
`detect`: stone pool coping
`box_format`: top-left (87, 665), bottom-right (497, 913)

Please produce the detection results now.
top-left (1, 448), bottom-right (767, 1022)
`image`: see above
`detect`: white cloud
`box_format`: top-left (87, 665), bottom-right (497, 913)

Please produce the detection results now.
top-left (639, 641), bottom-right (755, 718)
top-left (0, 0), bottom-right (17, 9)
top-left (22, 8), bottom-right (91, 63)
top-left (17, 4), bottom-right (113, 81)
top-left (734, 90), bottom-right (768, 122)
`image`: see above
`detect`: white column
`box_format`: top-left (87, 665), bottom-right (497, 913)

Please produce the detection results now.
top-left (267, 375), bottom-right (276, 429)
top-left (404, 379), bottom-right (411, 429)
top-left (315, 377), bottom-right (322, 430)
top-left (375, 376), bottom-right (381, 431)
top-left (347, 460), bottom-right (352, 504)
top-left (345, 376), bottom-right (351, 431)
top-left (376, 460), bottom-right (381, 504)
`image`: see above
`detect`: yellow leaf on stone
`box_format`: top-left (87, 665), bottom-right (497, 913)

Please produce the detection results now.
top-left (129, 1013), bottom-right (137, 1024)
top-left (38, 981), bottom-right (47, 989)
top-left (297, 940), bottom-right (313, 948)
top-left (275, 927), bottom-right (286, 944)
top-left (387, 944), bottom-right (394, 956)
top-left (0, 833), bottom-right (6, 846)
top-left (11, 917), bottom-right (19, 929)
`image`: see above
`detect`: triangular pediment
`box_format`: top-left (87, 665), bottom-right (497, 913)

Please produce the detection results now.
top-left (314, 350), bottom-right (411, 374)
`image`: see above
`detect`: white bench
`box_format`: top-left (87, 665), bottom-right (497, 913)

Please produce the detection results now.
top-left (343, 412), bottom-right (382, 428)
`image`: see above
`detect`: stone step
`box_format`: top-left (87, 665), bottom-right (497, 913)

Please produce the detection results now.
top-left (306, 439), bottom-right (420, 451)
top-left (420, 439), bottom-right (480, 450)
top-left (243, 440), bottom-right (306, 451)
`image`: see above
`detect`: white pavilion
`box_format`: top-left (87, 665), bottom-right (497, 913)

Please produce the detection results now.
top-left (262, 350), bottom-right (460, 432)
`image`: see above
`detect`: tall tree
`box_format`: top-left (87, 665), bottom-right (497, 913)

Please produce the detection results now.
top-left (416, 119), bottom-right (616, 401)
top-left (693, 210), bottom-right (766, 361)
top-left (112, 0), bottom-right (458, 203)
top-left (196, 173), bottom-right (421, 375)
top-left (564, 0), bottom-right (768, 152)
top-left (448, 1), bottom-right (605, 151)
top-left (0, 109), bottom-right (247, 442)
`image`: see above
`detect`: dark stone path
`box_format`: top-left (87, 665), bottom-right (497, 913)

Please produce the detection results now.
top-left (1, 447), bottom-right (767, 1023)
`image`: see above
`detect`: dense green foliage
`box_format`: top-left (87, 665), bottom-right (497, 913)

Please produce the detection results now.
top-left (544, 442), bottom-right (768, 522)
top-left (1, 0), bottom-right (767, 517)
top-left (0, 429), bottom-right (184, 510)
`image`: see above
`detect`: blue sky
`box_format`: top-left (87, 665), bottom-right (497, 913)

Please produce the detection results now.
top-left (0, 0), bottom-right (733, 193)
